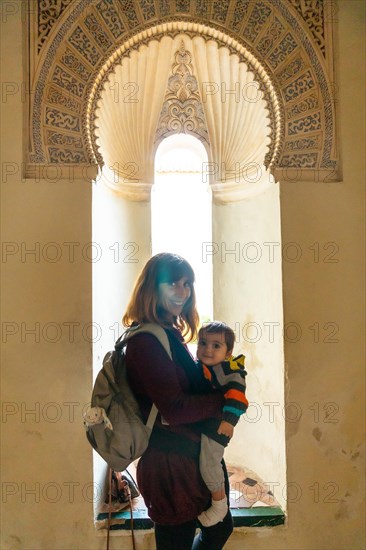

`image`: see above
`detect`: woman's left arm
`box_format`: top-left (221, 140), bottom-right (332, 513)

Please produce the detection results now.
top-left (126, 333), bottom-right (224, 425)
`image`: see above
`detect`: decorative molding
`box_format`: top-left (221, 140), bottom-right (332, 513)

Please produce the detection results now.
top-left (46, 130), bottom-right (83, 147)
top-left (51, 65), bottom-right (85, 98)
top-left (45, 107), bottom-right (81, 132)
top-left (155, 42), bottom-right (209, 145)
top-left (86, 23), bottom-right (282, 172)
top-left (283, 70), bottom-right (315, 102)
top-left (35, 0), bottom-right (329, 60)
top-left (288, 111), bottom-right (321, 135)
top-left (38, 0), bottom-right (73, 53)
top-left (268, 33), bottom-right (298, 69)
top-left (45, 86), bottom-right (81, 113)
top-left (28, 0), bottom-right (338, 180)
top-left (68, 26), bottom-right (100, 65)
top-left (257, 17), bottom-right (286, 57)
top-left (243, 1), bottom-right (272, 44)
top-left (48, 147), bottom-right (88, 163)
top-left (158, 0), bottom-right (171, 18)
top-left (97, 0), bottom-right (126, 38)
top-left (287, 92), bottom-right (319, 118)
top-left (100, 167), bottom-right (153, 200)
top-left (211, 169), bottom-right (276, 204)
top-left (281, 152), bottom-right (318, 168)
top-left (84, 12), bottom-right (113, 51)
top-left (31, 0), bottom-right (91, 163)
top-left (284, 134), bottom-right (321, 151)
top-left (228, 0), bottom-right (250, 32)
top-left (60, 48), bottom-right (92, 82)
top-left (119, 0), bottom-right (140, 28)
top-left (211, 0), bottom-right (231, 25)
top-left (139, 0), bottom-right (157, 21)
top-left (288, 0), bottom-right (325, 56)
top-left (276, 55), bottom-right (306, 85)
top-left (273, 0), bottom-right (336, 168)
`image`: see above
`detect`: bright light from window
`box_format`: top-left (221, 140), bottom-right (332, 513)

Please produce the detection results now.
top-left (152, 134), bottom-right (213, 323)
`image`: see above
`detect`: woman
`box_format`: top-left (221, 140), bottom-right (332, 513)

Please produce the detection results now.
top-left (123, 252), bottom-right (234, 550)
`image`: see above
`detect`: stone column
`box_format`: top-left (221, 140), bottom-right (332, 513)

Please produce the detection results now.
top-left (211, 171), bottom-right (287, 508)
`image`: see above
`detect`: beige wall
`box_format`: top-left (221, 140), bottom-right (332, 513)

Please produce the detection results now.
top-left (1, 2), bottom-right (365, 549)
top-left (212, 181), bottom-right (287, 510)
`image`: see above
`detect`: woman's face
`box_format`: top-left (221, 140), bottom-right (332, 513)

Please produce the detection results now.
top-left (158, 276), bottom-right (192, 320)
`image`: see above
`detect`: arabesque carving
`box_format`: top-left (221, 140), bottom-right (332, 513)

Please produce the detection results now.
top-left (155, 42), bottom-right (209, 145)
top-left (29, 0), bottom-right (338, 184)
top-left (288, 0), bottom-right (325, 56)
top-left (38, 0), bottom-right (73, 52)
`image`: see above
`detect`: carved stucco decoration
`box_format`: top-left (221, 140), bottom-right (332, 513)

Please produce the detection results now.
top-left (287, 0), bottom-right (326, 56)
top-left (37, 0), bottom-right (74, 53)
top-left (155, 41), bottom-right (209, 145)
top-left (92, 34), bottom-right (272, 203)
top-left (89, 23), bottom-right (278, 176)
top-left (28, 0), bottom-right (338, 182)
top-left (37, 0), bottom-right (328, 57)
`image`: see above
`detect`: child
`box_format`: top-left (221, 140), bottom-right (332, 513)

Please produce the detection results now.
top-left (196, 321), bottom-right (248, 527)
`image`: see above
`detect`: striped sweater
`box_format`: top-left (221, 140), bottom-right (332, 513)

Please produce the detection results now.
top-left (197, 355), bottom-right (248, 426)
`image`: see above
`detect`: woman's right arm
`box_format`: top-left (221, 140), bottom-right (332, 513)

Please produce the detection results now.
top-left (126, 333), bottom-right (223, 426)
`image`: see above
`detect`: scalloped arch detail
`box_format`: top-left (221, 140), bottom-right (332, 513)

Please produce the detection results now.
top-left (28, 0), bottom-right (337, 176)
top-left (88, 22), bottom-right (281, 174)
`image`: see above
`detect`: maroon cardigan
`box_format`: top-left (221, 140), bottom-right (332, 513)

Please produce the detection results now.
top-left (125, 329), bottom-right (223, 525)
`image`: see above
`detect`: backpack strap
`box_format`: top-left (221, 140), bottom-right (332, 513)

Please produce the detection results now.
top-left (119, 323), bottom-right (173, 429)
top-left (121, 323), bottom-right (172, 360)
top-left (146, 404), bottom-right (158, 430)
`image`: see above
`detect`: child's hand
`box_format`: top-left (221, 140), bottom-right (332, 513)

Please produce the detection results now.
top-left (217, 420), bottom-right (234, 438)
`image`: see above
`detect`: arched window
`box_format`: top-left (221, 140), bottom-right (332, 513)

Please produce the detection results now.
top-left (92, 31), bottom-right (287, 522)
top-left (152, 134), bottom-right (213, 321)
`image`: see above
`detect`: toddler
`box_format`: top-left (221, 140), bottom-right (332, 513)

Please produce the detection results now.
top-left (196, 321), bottom-right (248, 526)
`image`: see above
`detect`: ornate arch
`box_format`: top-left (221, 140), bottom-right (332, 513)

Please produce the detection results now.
top-left (89, 25), bottom-right (280, 171)
top-left (27, 0), bottom-right (338, 182)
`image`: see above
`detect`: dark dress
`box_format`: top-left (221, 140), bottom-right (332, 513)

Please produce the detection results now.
top-left (125, 328), bottom-right (224, 525)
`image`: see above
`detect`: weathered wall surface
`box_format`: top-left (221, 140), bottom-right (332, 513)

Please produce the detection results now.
top-left (213, 181), bottom-right (286, 511)
top-left (1, 1), bottom-right (364, 549)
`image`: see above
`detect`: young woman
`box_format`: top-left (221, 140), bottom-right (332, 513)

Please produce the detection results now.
top-left (123, 252), bottom-right (233, 550)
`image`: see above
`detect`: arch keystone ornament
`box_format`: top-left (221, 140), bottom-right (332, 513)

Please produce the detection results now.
top-left (91, 31), bottom-right (276, 201)
top-left (26, 0), bottom-right (339, 188)
top-left (155, 41), bottom-right (209, 146)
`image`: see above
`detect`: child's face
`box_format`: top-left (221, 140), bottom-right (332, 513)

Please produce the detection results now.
top-left (197, 331), bottom-right (231, 366)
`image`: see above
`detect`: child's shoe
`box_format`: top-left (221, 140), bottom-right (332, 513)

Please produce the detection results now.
top-left (197, 497), bottom-right (228, 527)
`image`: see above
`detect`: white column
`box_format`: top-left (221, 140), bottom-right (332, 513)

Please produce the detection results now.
top-left (212, 180), bottom-right (287, 509)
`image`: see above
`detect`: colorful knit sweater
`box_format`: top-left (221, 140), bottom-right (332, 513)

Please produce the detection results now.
top-left (197, 355), bottom-right (248, 426)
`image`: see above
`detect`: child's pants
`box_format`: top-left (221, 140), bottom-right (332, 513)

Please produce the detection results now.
top-left (199, 434), bottom-right (225, 494)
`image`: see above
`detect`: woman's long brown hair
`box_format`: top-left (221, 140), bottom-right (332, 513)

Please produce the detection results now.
top-left (122, 253), bottom-right (199, 341)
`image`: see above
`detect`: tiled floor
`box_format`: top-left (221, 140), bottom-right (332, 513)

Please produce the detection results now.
top-left (227, 464), bottom-right (280, 509)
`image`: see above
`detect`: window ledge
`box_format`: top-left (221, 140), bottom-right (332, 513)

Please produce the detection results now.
top-left (96, 505), bottom-right (285, 530)
top-left (95, 464), bottom-right (286, 531)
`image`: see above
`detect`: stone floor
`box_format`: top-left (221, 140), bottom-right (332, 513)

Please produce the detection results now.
top-left (227, 464), bottom-right (280, 509)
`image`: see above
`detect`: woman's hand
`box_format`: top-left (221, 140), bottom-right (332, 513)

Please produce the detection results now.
top-left (217, 420), bottom-right (234, 438)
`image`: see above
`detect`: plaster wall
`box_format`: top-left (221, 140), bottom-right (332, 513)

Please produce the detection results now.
top-left (212, 182), bottom-right (286, 511)
top-left (1, 2), bottom-right (365, 550)
top-left (92, 172), bottom-right (152, 515)
top-left (92, 171), bottom-right (152, 365)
